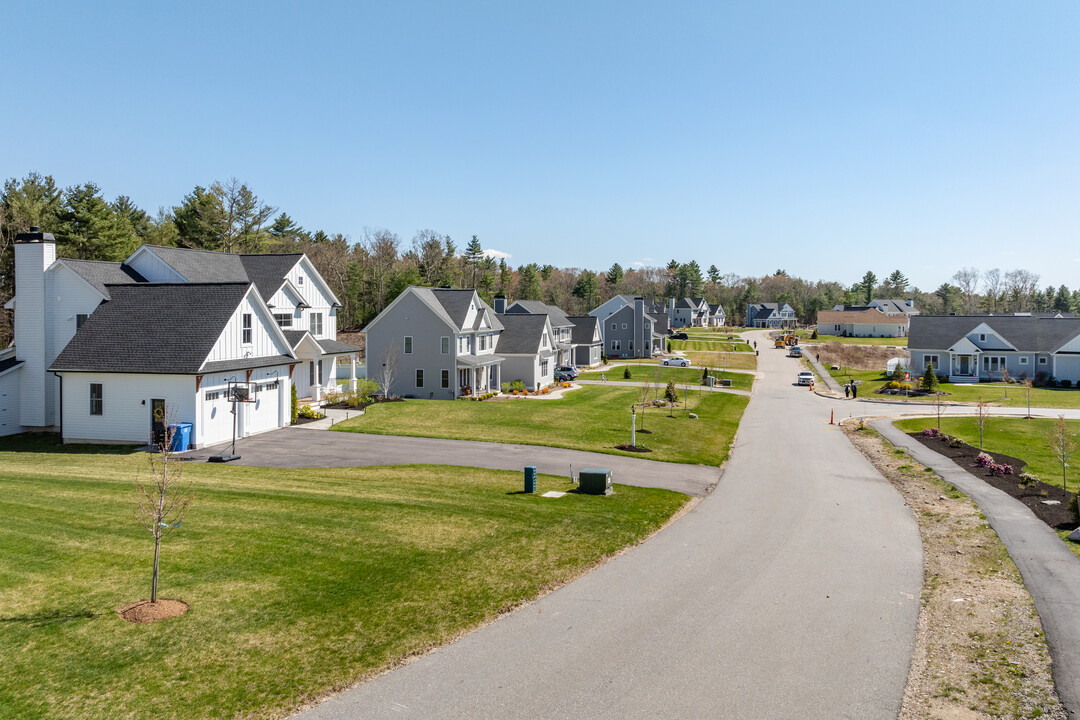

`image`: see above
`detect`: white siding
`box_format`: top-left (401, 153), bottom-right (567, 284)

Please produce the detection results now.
top-left (60, 373), bottom-right (195, 445)
top-left (197, 365), bottom-right (291, 445)
top-left (14, 241), bottom-right (56, 427)
top-left (45, 263), bottom-right (109, 423)
top-left (204, 290), bottom-right (293, 364)
top-left (0, 367), bottom-right (26, 437)
top-left (286, 258), bottom-right (337, 340)
top-left (125, 248), bottom-right (187, 282)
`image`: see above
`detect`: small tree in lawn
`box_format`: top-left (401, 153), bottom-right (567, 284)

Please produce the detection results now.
top-left (974, 396), bottom-right (989, 450)
top-left (378, 345), bottom-right (401, 399)
top-left (665, 379), bottom-right (678, 417)
top-left (1024, 379), bottom-right (1034, 419)
top-left (1046, 414), bottom-right (1076, 508)
top-left (637, 374), bottom-right (651, 432)
top-left (135, 409), bottom-right (194, 604)
top-left (1000, 367), bottom-right (1011, 400)
top-left (920, 363), bottom-right (938, 393)
top-left (623, 365), bottom-right (632, 379)
top-left (932, 391), bottom-right (947, 429)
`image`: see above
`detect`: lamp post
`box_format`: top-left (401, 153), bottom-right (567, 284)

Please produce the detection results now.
top-left (631, 404), bottom-right (636, 448)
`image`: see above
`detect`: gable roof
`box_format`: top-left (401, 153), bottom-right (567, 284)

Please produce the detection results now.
top-left (139, 245), bottom-right (250, 283)
top-left (505, 300), bottom-right (573, 327)
top-left (568, 316), bottom-right (602, 345)
top-left (909, 315), bottom-right (1080, 353)
top-left (871, 299), bottom-right (919, 316)
top-left (59, 259), bottom-right (145, 299)
top-left (239, 254), bottom-right (303, 301)
top-left (50, 283), bottom-right (280, 374)
top-left (496, 313), bottom-right (552, 355)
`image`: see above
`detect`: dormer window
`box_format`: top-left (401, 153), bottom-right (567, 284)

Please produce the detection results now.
top-left (76, 313), bottom-right (88, 330)
top-left (298, 276), bottom-right (304, 285)
top-left (979, 334), bottom-right (986, 342)
top-left (242, 314), bottom-right (252, 344)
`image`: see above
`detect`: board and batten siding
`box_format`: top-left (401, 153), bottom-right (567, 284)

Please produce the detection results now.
top-left (60, 373), bottom-right (195, 445)
top-left (283, 257), bottom-right (337, 339)
top-left (198, 364), bottom-right (291, 445)
top-left (204, 290), bottom-right (293, 364)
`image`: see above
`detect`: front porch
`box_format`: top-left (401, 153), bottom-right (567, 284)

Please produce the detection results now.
top-left (456, 355), bottom-right (503, 397)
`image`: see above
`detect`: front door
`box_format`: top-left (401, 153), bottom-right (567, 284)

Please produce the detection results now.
top-left (150, 398), bottom-right (166, 447)
top-left (959, 356), bottom-right (971, 375)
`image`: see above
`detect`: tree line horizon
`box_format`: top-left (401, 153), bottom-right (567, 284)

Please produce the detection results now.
top-left (2, 172), bottom-right (1077, 347)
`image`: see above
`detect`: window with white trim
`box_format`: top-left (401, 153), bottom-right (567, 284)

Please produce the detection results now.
top-left (242, 313), bottom-right (252, 344)
top-left (310, 312), bottom-right (324, 337)
top-left (273, 312), bottom-right (293, 328)
top-left (611, 322), bottom-right (617, 331)
top-left (440, 336), bottom-right (450, 354)
top-left (205, 390), bottom-right (221, 401)
top-left (979, 333), bottom-right (986, 342)
top-left (611, 340), bottom-right (621, 351)
top-left (404, 336), bottom-right (413, 354)
top-left (541, 360), bottom-right (549, 375)
top-left (1020, 357), bottom-right (1028, 365)
top-left (1039, 357), bottom-right (1048, 365)
top-left (622, 323), bottom-right (627, 329)
top-left (89, 383), bottom-right (102, 415)
top-left (923, 354), bottom-right (939, 370)
top-left (298, 275), bottom-right (304, 285)
top-left (982, 356), bottom-right (1006, 373)
top-left (415, 369), bottom-right (424, 387)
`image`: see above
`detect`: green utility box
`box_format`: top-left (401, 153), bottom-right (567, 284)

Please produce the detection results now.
top-left (578, 468), bottom-right (612, 495)
top-left (524, 466), bottom-right (537, 493)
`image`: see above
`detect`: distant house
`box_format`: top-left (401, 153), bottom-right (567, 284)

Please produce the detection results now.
top-left (602, 297), bottom-right (665, 359)
top-left (908, 315), bottom-right (1080, 384)
top-left (363, 287), bottom-right (504, 399)
top-left (496, 313), bottom-right (556, 390)
top-left (708, 303), bottom-right (726, 327)
top-left (567, 316), bottom-right (603, 368)
top-left (497, 298), bottom-right (575, 367)
top-left (669, 297), bottom-right (710, 328)
top-left (746, 302), bottom-right (796, 328)
top-left (817, 308), bottom-right (909, 338)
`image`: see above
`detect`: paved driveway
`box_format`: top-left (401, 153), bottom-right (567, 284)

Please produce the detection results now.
top-left (292, 329), bottom-right (923, 719)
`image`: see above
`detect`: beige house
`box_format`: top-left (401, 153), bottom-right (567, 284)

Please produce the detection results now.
top-left (817, 308), bottom-right (909, 338)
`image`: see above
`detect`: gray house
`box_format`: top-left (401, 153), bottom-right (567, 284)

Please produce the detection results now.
top-left (497, 298), bottom-right (575, 367)
top-left (496, 313), bottom-right (556, 390)
top-left (908, 315), bottom-right (1080, 384)
top-left (746, 302), bottom-right (797, 328)
top-left (363, 287), bottom-right (504, 398)
top-left (568, 316), bottom-right (603, 367)
top-left (603, 297), bottom-right (665, 359)
top-left (669, 297), bottom-right (710, 328)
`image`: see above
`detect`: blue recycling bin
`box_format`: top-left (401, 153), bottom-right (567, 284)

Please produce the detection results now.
top-left (171, 422), bottom-right (192, 451)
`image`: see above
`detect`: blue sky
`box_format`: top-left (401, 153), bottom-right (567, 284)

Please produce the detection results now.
top-left (3, 1), bottom-right (1078, 292)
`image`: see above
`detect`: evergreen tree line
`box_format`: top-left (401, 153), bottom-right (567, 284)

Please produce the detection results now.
top-left (2, 172), bottom-right (1077, 348)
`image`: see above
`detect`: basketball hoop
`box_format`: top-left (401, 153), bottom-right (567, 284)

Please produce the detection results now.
top-left (227, 381), bottom-right (256, 403)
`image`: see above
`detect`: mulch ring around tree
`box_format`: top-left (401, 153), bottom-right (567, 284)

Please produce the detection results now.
top-left (117, 598), bottom-right (189, 623)
top-left (910, 432), bottom-right (1079, 531)
top-left (614, 443), bottom-right (652, 453)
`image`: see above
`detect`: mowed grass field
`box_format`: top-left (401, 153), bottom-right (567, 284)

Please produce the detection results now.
top-left (578, 366), bottom-right (754, 392)
top-left (682, 350), bottom-right (757, 371)
top-left (0, 436), bottom-right (686, 720)
top-left (804, 333), bottom-right (908, 346)
top-left (669, 338), bottom-right (753, 353)
top-left (334, 385), bottom-right (748, 466)
top-left (894, 416), bottom-right (1080, 492)
top-left (826, 367), bottom-right (1080, 409)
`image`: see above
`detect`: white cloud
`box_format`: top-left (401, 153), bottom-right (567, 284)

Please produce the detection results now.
top-left (482, 248), bottom-right (511, 260)
top-left (1001, 250), bottom-right (1017, 256)
top-left (632, 261), bottom-right (645, 267)
top-left (642, 257), bottom-right (653, 263)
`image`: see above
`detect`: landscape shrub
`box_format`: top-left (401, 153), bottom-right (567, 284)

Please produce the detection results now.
top-left (973, 453), bottom-right (995, 468)
top-left (501, 382), bottom-right (511, 394)
top-left (948, 437), bottom-right (962, 448)
top-left (665, 379), bottom-right (678, 403)
top-left (1061, 379), bottom-right (1073, 389)
top-left (297, 404), bottom-right (324, 419)
top-left (511, 379), bottom-right (525, 391)
top-left (920, 363), bottom-right (938, 392)
top-left (811, 328), bottom-right (818, 339)
top-left (541, 387), bottom-right (551, 394)
top-left (623, 366), bottom-right (632, 379)
top-left (921, 427), bottom-right (942, 438)
top-left (1018, 471), bottom-right (1040, 488)
top-left (290, 384), bottom-right (299, 424)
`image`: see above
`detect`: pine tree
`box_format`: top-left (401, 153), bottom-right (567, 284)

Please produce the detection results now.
top-left (920, 363), bottom-right (938, 392)
top-left (463, 235), bottom-right (484, 287)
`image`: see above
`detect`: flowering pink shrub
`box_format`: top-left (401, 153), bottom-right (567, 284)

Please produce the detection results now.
top-left (973, 453), bottom-right (994, 468)
top-left (921, 428), bottom-right (942, 438)
top-left (973, 452), bottom-right (1013, 476)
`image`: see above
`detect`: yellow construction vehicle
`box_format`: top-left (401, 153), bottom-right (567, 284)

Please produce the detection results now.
top-left (774, 332), bottom-right (798, 348)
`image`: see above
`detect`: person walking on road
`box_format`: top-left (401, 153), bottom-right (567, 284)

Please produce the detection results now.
top-left (844, 383), bottom-right (850, 399)
top-left (851, 381), bottom-right (858, 399)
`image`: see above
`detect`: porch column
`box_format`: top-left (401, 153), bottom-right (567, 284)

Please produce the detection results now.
top-left (494, 364), bottom-right (501, 391)
top-left (349, 353), bottom-right (357, 392)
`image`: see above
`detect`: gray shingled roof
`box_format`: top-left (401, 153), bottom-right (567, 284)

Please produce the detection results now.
top-left (62, 259), bottom-right (145, 298)
top-left (316, 338), bottom-right (362, 354)
top-left (0, 357), bottom-right (22, 374)
top-left (506, 300), bottom-right (573, 328)
top-left (414, 288), bottom-right (504, 332)
top-left (142, 246), bottom-right (250, 283)
top-left (496, 314), bottom-right (550, 354)
top-left (568, 316), bottom-right (601, 345)
top-left (239, 254), bottom-right (303, 301)
top-left (201, 355), bottom-right (295, 374)
top-left (909, 316), bottom-right (1080, 353)
top-left (50, 283), bottom-right (274, 374)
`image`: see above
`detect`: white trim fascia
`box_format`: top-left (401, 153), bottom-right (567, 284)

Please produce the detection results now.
top-left (196, 285), bottom-right (297, 373)
top-left (3, 296), bottom-right (13, 310)
top-left (363, 286), bottom-right (459, 335)
top-left (279, 279), bottom-right (309, 308)
top-left (49, 259), bottom-right (109, 300)
top-left (968, 321), bottom-right (1017, 351)
top-left (0, 360), bottom-right (23, 379)
top-left (125, 245), bottom-right (189, 282)
top-left (296, 256), bottom-right (342, 308)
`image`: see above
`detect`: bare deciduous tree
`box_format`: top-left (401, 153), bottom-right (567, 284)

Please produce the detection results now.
top-left (378, 344), bottom-right (401, 399)
top-left (1046, 415), bottom-right (1076, 502)
top-left (952, 267), bottom-right (980, 314)
top-left (135, 410), bottom-right (194, 604)
top-left (637, 373), bottom-right (652, 432)
top-left (974, 396), bottom-right (990, 450)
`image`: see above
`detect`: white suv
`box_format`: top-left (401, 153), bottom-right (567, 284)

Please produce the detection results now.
top-left (797, 371), bottom-right (814, 386)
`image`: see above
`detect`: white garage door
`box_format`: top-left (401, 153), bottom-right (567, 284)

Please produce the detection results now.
top-left (200, 388), bottom-right (235, 446)
top-left (245, 380), bottom-right (281, 436)
top-left (1055, 356), bottom-right (1080, 384)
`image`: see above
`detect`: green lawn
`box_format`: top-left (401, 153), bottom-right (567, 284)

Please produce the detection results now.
top-left (806, 334), bottom-right (908, 347)
top-left (826, 366), bottom-right (1080, 408)
top-left (683, 350), bottom-right (757, 371)
top-left (334, 385), bottom-right (748, 466)
top-left (894, 416), bottom-right (1080, 492)
top-left (0, 435), bottom-right (686, 720)
top-left (578, 366), bottom-right (754, 392)
top-left (670, 338), bottom-right (753, 353)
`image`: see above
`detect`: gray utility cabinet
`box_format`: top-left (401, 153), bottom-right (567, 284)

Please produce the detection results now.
top-left (578, 468), bottom-right (612, 495)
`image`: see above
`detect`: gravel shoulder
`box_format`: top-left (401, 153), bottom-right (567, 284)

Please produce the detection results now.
top-left (845, 421), bottom-right (1066, 719)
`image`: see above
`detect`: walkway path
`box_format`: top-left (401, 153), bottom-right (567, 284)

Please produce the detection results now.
top-left (875, 421), bottom-right (1080, 719)
top-left (294, 330), bottom-right (923, 719)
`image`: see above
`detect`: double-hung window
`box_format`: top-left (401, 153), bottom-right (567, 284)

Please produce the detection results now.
top-left (273, 312), bottom-right (293, 329)
top-left (404, 336), bottom-right (413, 354)
top-left (310, 312), bottom-right (323, 337)
top-left (242, 313), bottom-right (252, 344)
top-left (441, 336), bottom-right (450, 354)
top-left (76, 313), bottom-right (88, 330)
top-left (416, 369), bottom-right (424, 387)
top-left (923, 354), bottom-right (939, 370)
top-left (89, 383), bottom-right (103, 415)
top-left (441, 370), bottom-right (450, 388)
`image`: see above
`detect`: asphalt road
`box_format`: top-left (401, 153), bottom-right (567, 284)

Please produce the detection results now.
top-left (291, 330), bottom-right (923, 719)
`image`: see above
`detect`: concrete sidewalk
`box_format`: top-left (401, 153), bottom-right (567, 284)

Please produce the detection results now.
top-left (874, 420), bottom-right (1080, 720)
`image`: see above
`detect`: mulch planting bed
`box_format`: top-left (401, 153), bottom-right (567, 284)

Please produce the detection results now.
top-left (910, 432), bottom-right (1078, 530)
top-left (117, 598), bottom-right (189, 623)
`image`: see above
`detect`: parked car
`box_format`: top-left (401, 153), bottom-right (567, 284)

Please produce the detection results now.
top-left (671, 332), bottom-right (689, 340)
top-left (555, 365), bottom-right (579, 379)
top-left (797, 371), bottom-right (814, 385)
top-left (554, 369), bottom-right (575, 382)
top-left (662, 357), bottom-right (691, 367)
top-left (788, 346), bottom-right (803, 358)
